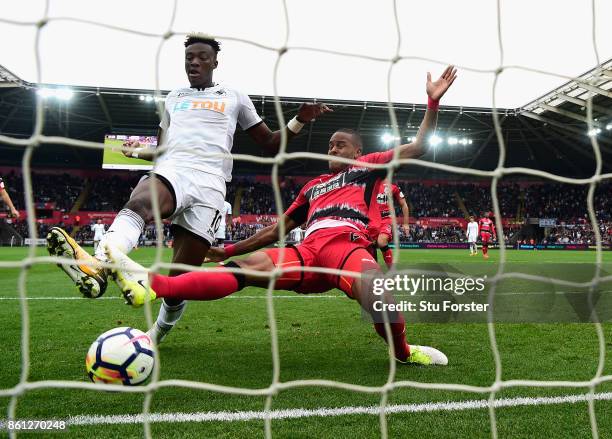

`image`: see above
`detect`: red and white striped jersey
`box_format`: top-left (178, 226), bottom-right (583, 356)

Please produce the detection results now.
top-left (377, 182), bottom-right (404, 219)
top-left (479, 217), bottom-right (495, 235)
top-left (285, 150), bottom-right (393, 238)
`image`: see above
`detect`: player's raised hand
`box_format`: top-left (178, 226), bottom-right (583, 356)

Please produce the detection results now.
top-left (401, 224), bottom-right (410, 235)
top-left (296, 103), bottom-right (333, 123)
top-left (121, 140), bottom-right (140, 158)
top-left (426, 66), bottom-right (457, 102)
top-left (204, 246), bottom-right (227, 263)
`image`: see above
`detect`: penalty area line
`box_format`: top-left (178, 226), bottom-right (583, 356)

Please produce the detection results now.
top-left (65, 391), bottom-right (612, 426)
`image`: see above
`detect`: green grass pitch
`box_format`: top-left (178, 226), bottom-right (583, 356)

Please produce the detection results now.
top-left (1, 247), bottom-right (611, 438)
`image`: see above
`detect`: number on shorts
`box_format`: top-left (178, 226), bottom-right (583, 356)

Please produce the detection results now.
top-left (210, 209), bottom-right (222, 234)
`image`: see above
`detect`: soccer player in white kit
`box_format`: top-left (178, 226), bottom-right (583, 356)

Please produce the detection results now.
top-left (466, 215), bottom-right (479, 255)
top-left (290, 226), bottom-right (305, 243)
top-left (46, 34), bottom-right (331, 343)
top-left (214, 200), bottom-right (233, 247)
top-left (91, 219), bottom-right (106, 253)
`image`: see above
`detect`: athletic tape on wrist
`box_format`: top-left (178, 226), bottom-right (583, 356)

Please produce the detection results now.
top-left (427, 96), bottom-right (440, 111)
top-left (287, 116), bottom-right (305, 134)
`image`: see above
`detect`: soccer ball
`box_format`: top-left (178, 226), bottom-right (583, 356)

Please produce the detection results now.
top-left (85, 327), bottom-right (155, 386)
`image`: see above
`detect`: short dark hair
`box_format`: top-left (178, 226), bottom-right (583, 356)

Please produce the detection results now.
top-left (335, 128), bottom-right (363, 149)
top-left (184, 34), bottom-right (221, 54)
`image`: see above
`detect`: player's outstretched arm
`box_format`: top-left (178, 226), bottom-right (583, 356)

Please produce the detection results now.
top-left (246, 103), bottom-right (333, 155)
top-left (206, 215), bottom-right (299, 262)
top-left (397, 66), bottom-right (457, 160)
top-left (399, 197), bottom-right (410, 234)
top-left (0, 182), bottom-right (20, 219)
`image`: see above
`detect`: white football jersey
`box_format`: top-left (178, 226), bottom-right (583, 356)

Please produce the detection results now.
top-left (467, 221), bottom-right (479, 240)
top-left (290, 227), bottom-right (305, 243)
top-left (91, 223), bottom-right (106, 240)
top-left (157, 84), bottom-right (262, 182)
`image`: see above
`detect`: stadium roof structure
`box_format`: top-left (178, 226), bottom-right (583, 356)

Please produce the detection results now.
top-left (2, 0), bottom-right (611, 108)
top-left (0, 65), bottom-right (26, 89)
top-left (0, 60), bottom-right (611, 178)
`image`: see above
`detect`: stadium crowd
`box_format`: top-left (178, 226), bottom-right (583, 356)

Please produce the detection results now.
top-left (2, 171), bottom-right (83, 212)
top-left (81, 174), bottom-right (141, 212)
top-left (2, 171), bottom-right (611, 245)
top-left (543, 222), bottom-right (612, 246)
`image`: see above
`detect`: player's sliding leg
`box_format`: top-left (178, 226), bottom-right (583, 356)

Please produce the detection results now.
top-left (377, 233), bottom-right (393, 269)
top-left (106, 245), bottom-right (156, 304)
top-left (47, 175), bottom-right (174, 298)
top-left (147, 226), bottom-right (211, 344)
top-left (108, 246), bottom-right (274, 306)
top-left (109, 236), bottom-right (446, 364)
top-left (342, 249), bottom-right (448, 366)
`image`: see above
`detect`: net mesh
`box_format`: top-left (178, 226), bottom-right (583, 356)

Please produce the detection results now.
top-left (0, 0), bottom-right (611, 438)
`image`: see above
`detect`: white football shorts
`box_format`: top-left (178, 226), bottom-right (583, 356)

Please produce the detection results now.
top-left (215, 223), bottom-right (227, 240)
top-left (141, 163), bottom-right (226, 245)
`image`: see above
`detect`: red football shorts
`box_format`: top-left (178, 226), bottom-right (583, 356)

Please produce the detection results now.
top-left (263, 226), bottom-right (379, 298)
top-left (378, 218), bottom-right (393, 239)
top-left (481, 231), bottom-right (492, 244)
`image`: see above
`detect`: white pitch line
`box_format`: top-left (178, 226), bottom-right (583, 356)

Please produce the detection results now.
top-left (64, 391), bottom-right (612, 426)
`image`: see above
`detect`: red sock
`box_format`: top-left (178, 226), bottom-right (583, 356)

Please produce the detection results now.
top-left (381, 246), bottom-right (393, 268)
top-left (151, 267), bottom-right (241, 301)
top-left (374, 314), bottom-right (410, 362)
top-left (482, 244), bottom-right (488, 256)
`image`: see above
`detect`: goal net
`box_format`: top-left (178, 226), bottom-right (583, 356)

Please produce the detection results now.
top-left (0, 0), bottom-right (611, 438)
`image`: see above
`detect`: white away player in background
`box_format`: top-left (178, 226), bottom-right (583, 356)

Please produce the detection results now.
top-left (91, 219), bottom-right (106, 253)
top-left (466, 215), bottom-right (479, 256)
top-left (290, 226), bottom-right (305, 244)
top-left (214, 200), bottom-right (233, 247)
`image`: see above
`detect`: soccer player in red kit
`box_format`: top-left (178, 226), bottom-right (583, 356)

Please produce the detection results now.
top-left (108, 66), bottom-right (458, 365)
top-left (376, 182), bottom-right (410, 268)
top-left (479, 212), bottom-right (497, 259)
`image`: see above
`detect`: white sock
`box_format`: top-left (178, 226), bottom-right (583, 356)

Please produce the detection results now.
top-left (155, 300), bottom-right (187, 332)
top-left (95, 208), bottom-right (145, 260)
